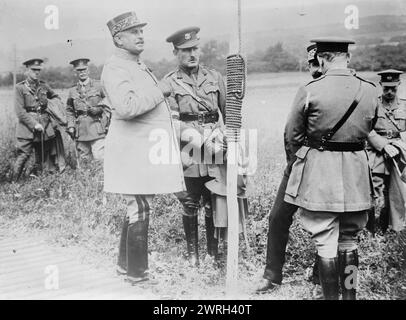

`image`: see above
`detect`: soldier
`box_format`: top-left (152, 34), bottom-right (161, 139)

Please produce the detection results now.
top-left (255, 44), bottom-right (323, 294)
top-left (13, 58), bottom-right (61, 181)
top-left (282, 38), bottom-right (379, 300)
top-left (101, 12), bottom-right (185, 284)
top-left (367, 70), bottom-right (405, 231)
top-left (163, 27), bottom-right (226, 265)
top-left (307, 44), bottom-right (323, 80)
top-left (367, 70), bottom-right (406, 266)
top-left (66, 58), bottom-right (110, 162)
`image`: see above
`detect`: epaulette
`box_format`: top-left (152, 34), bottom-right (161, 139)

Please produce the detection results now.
top-left (354, 74), bottom-right (376, 87)
top-left (305, 74), bottom-right (326, 87)
top-left (163, 69), bottom-right (177, 79)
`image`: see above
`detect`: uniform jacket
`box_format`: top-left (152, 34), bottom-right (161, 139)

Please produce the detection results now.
top-left (101, 48), bottom-right (185, 195)
top-left (66, 78), bottom-right (110, 142)
top-left (367, 97), bottom-right (406, 174)
top-left (284, 68), bottom-right (379, 212)
top-left (15, 78), bottom-right (59, 141)
top-left (164, 65), bottom-right (226, 177)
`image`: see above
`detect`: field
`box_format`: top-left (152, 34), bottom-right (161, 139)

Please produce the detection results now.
top-left (0, 72), bottom-right (405, 300)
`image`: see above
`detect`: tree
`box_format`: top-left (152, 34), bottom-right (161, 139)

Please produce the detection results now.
top-left (200, 40), bottom-right (229, 74)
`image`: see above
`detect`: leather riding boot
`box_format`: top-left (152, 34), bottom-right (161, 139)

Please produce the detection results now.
top-left (182, 215), bottom-right (199, 266)
top-left (400, 230), bottom-right (406, 271)
top-left (339, 249), bottom-right (358, 300)
top-left (117, 216), bottom-right (129, 274)
top-left (318, 255), bottom-right (339, 300)
top-left (311, 254), bottom-right (320, 285)
top-left (126, 218), bottom-right (149, 281)
top-left (13, 153), bottom-right (30, 181)
top-left (205, 215), bottom-right (218, 259)
top-left (378, 206), bottom-right (389, 234)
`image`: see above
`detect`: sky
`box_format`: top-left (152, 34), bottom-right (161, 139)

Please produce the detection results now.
top-left (1, 0), bottom-right (399, 47)
top-left (0, 0), bottom-right (405, 71)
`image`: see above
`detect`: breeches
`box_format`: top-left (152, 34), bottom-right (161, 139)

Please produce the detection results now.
top-left (124, 194), bottom-right (154, 224)
top-left (176, 176), bottom-right (214, 217)
top-left (300, 210), bottom-right (368, 258)
top-left (76, 138), bottom-right (105, 161)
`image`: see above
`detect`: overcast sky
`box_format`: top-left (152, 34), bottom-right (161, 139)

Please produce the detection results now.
top-left (0, 0), bottom-right (405, 70)
top-left (2, 0), bottom-right (402, 46)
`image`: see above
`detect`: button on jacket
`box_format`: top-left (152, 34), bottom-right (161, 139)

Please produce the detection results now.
top-left (367, 97), bottom-right (406, 174)
top-left (66, 78), bottom-right (109, 142)
top-left (15, 79), bottom-right (59, 141)
top-left (164, 65), bottom-right (226, 177)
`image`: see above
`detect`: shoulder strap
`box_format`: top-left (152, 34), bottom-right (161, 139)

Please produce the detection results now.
top-left (384, 110), bottom-right (402, 131)
top-left (172, 77), bottom-right (211, 112)
top-left (322, 80), bottom-right (363, 142)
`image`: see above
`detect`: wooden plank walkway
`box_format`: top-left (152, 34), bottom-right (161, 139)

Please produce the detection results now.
top-left (0, 235), bottom-right (157, 299)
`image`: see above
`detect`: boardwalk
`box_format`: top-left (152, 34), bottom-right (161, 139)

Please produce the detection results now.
top-left (0, 235), bottom-right (157, 300)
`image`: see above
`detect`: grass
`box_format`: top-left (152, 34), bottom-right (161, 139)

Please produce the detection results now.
top-left (0, 72), bottom-right (405, 299)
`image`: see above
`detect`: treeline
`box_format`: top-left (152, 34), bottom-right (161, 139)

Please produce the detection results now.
top-left (2, 40), bottom-right (406, 89)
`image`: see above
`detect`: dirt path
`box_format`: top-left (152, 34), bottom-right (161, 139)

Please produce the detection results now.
top-left (0, 220), bottom-right (315, 300)
top-left (0, 232), bottom-right (162, 300)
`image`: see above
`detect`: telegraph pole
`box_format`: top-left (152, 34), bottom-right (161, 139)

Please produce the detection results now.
top-left (13, 44), bottom-right (17, 107)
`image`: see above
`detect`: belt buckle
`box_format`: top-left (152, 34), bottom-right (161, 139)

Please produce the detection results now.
top-left (387, 130), bottom-right (393, 139)
top-left (197, 113), bottom-right (204, 124)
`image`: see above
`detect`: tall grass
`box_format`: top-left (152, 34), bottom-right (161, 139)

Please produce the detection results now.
top-left (0, 74), bottom-right (405, 299)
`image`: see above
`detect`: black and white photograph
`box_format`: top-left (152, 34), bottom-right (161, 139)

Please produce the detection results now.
top-left (0, 0), bottom-right (406, 303)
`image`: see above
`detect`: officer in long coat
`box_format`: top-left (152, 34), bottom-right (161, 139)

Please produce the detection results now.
top-left (283, 38), bottom-right (379, 300)
top-left (66, 58), bottom-right (110, 162)
top-left (101, 12), bottom-right (185, 284)
top-left (163, 27), bottom-right (226, 265)
top-left (13, 58), bottom-right (61, 181)
top-left (256, 44), bottom-right (323, 293)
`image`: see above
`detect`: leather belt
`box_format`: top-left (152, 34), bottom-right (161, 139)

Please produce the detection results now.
top-left (376, 130), bottom-right (401, 139)
top-left (76, 110), bottom-right (89, 116)
top-left (25, 107), bottom-right (46, 113)
top-left (305, 139), bottom-right (366, 152)
top-left (179, 112), bottom-right (219, 124)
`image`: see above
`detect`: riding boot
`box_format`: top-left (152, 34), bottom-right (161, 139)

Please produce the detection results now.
top-left (318, 255), bottom-right (339, 300)
top-left (339, 249), bottom-right (358, 300)
top-left (205, 215), bottom-right (218, 259)
top-left (378, 206), bottom-right (389, 234)
top-left (117, 216), bottom-right (129, 274)
top-left (13, 153), bottom-right (30, 181)
top-left (126, 218), bottom-right (149, 282)
top-left (311, 254), bottom-right (320, 285)
top-left (182, 215), bottom-right (199, 266)
top-left (400, 229), bottom-right (406, 271)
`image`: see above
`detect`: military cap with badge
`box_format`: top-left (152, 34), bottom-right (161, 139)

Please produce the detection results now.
top-left (166, 26), bottom-right (200, 49)
top-left (23, 58), bottom-right (44, 70)
top-left (69, 58), bottom-right (90, 71)
top-left (378, 69), bottom-right (403, 86)
top-left (107, 11), bottom-right (147, 36)
top-left (310, 37), bottom-right (355, 53)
